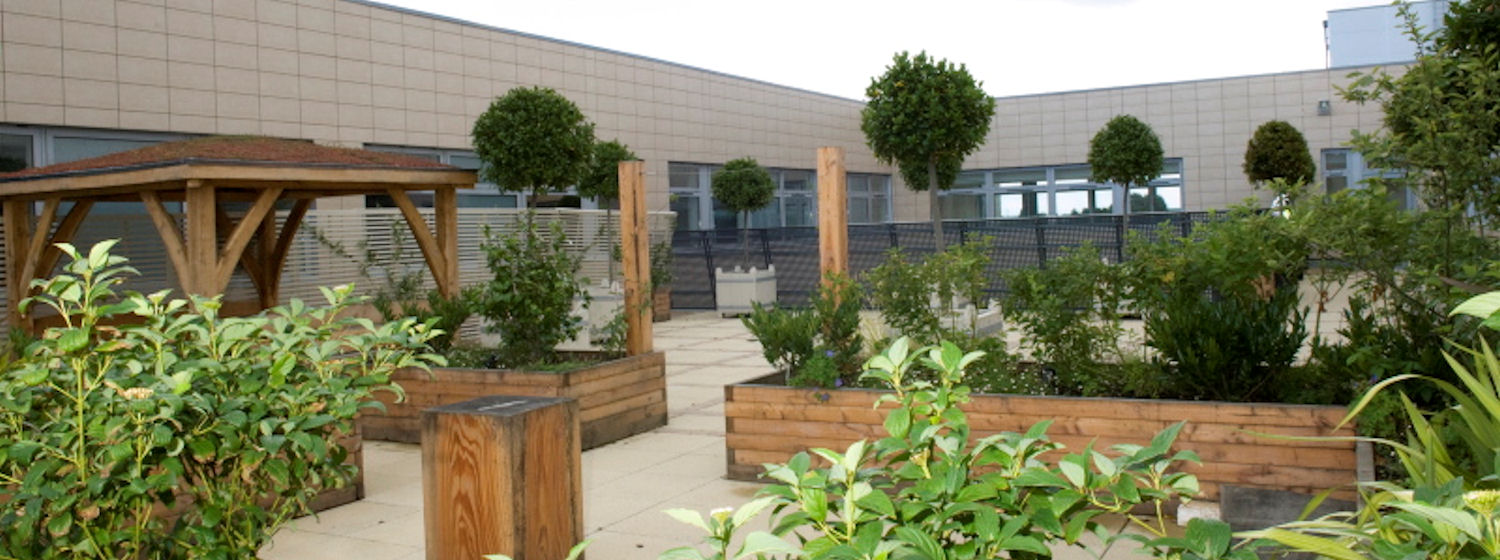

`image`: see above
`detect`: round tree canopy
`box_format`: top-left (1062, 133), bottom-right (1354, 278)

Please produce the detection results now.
top-left (1088, 115), bottom-right (1164, 189)
top-left (861, 51), bottom-right (994, 192)
top-left (471, 86), bottom-right (596, 197)
top-left (711, 157), bottom-right (775, 213)
top-left (577, 139), bottom-right (638, 203)
top-left (1243, 120), bottom-right (1316, 185)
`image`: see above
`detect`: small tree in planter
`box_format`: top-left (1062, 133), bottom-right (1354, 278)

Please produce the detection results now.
top-left (472, 86), bottom-right (596, 220)
top-left (862, 51), bottom-right (995, 248)
top-left (1088, 114), bottom-right (1163, 213)
top-left (1243, 120), bottom-right (1316, 207)
top-left (711, 157), bottom-right (777, 315)
top-left (711, 157), bottom-right (775, 266)
top-left (471, 220), bottom-right (591, 367)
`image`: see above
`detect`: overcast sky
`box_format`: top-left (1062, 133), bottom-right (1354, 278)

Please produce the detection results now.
top-left (376, 0), bottom-right (1387, 100)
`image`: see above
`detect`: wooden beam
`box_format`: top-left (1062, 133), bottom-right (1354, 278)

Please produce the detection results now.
top-left (34, 201), bottom-right (95, 282)
top-left (185, 180), bottom-right (217, 296)
top-left (0, 163), bottom-right (475, 199)
top-left (17, 198), bottom-right (61, 301)
top-left (817, 147), bottom-right (848, 284)
top-left (434, 186), bottom-right (459, 298)
top-left (263, 199), bottom-right (311, 307)
top-left (215, 205), bottom-right (267, 302)
top-left (210, 187), bottom-right (283, 295)
top-left (141, 190), bottom-right (193, 296)
top-left (386, 187), bottom-right (450, 293)
top-left (618, 160), bottom-right (653, 356)
top-left (4, 200), bottom-right (32, 330)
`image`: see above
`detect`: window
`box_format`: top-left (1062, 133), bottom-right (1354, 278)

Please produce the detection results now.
top-left (1322, 149), bottom-right (1412, 209)
top-left (0, 133), bottom-right (33, 172)
top-left (670, 162), bottom-right (884, 229)
top-left (847, 173), bottom-right (892, 224)
top-left (939, 159), bottom-right (1185, 219)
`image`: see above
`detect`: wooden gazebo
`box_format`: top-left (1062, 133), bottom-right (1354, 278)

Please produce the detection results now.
top-left (0, 136), bottom-right (475, 331)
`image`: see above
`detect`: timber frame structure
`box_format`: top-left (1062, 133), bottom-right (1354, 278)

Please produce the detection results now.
top-left (0, 136), bottom-right (475, 332)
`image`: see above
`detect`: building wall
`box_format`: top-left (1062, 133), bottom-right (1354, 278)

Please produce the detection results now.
top-left (0, 0), bottom-right (882, 214)
top-left (2, 0), bottom-right (1398, 222)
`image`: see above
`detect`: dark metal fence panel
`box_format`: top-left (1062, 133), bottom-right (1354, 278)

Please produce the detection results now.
top-left (668, 211), bottom-right (1215, 309)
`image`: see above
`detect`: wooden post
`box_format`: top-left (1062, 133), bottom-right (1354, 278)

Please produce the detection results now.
top-left (434, 186), bottom-right (460, 298)
top-left (619, 160), bottom-right (653, 356)
top-left (4, 200), bottom-right (32, 331)
top-left (817, 147), bottom-right (848, 283)
top-left (185, 180), bottom-right (216, 296)
top-left (423, 396), bottom-right (581, 560)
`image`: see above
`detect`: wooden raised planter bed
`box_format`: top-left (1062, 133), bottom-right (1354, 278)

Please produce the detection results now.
top-left (362, 351), bottom-right (667, 450)
top-left (725, 374), bottom-right (1359, 501)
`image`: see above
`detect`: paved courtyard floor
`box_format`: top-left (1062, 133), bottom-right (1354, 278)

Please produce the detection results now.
top-left (260, 312), bottom-right (1170, 559)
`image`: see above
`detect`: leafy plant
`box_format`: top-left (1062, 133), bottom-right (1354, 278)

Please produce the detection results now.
top-left (0, 241), bottom-right (440, 558)
top-left (711, 157), bottom-right (776, 265)
top-left (866, 239), bottom-right (994, 344)
top-left (743, 273), bottom-right (864, 388)
top-left (579, 138), bottom-right (638, 280)
top-left (861, 51), bottom-right (995, 248)
top-left (1002, 244), bottom-right (1128, 396)
top-left (475, 220), bottom-right (590, 367)
top-left (666, 338), bottom-right (1205, 559)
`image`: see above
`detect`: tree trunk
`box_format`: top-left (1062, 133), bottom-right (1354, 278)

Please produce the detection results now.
top-left (741, 210), bottom-right (751, 267)
top-left (605, 205), bottom-right (616, 282)
top-left (929, 158), bottom-right (945, 250)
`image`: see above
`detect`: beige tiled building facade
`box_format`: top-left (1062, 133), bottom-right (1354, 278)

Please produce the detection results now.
top-left (1, 0), bottom-right (1395, 225)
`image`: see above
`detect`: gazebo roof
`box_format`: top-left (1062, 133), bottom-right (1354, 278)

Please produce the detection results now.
top-left (0, 136), bottom-right (475, 200)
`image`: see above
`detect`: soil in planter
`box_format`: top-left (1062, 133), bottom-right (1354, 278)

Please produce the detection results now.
top-left (445, 343), bottom-right (624, 371)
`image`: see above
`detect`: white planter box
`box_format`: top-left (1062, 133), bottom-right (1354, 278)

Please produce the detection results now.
top-left (557, 281), bottom-right (624, 351)
top-left (715, 265), bottom-right (777, 317)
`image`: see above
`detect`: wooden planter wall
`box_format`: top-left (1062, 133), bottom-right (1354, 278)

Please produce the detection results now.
top-left (362, 351), bottom-right (667, 450)
top-left (725, 378), bottom-right (1359, 501)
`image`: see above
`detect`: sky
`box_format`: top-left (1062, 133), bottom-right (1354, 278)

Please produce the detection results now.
top-left (376, 0), bottom-right (1386, 100)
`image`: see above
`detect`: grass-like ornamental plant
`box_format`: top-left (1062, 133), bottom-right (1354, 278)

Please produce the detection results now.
top-left (665, 337), bottom-right (1206, 559)
top-left (0, 240), bottom-right (442, 558)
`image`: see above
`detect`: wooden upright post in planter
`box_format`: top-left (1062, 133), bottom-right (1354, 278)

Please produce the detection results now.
top-left (818, 147), bottom-right (848, 284)
top-left (422, 395), bottom-right (581, 560)
top-left (619, 160), bottom-right (653, 356)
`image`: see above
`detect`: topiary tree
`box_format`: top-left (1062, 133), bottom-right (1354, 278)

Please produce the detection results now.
top-left (861, 51), bottom-right (995, 248)
top-left (1087, 114), bottom-right (1163, 214)
top-left (471, 86), bottom-right (596, 210)
top-left (578, 139), bottom-right (638, 279)
top-left (1243, 120), bottom-right (1316, 206)
top-left (711, 157), bottom-right (775, 265)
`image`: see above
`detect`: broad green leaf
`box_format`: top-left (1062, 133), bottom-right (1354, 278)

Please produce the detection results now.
top-left (736, 531), bottom-right (804, 559)
top-left (1258, 529), bottom-right (1364, 560)
top-left (663, 509), bottom-right (710, 533)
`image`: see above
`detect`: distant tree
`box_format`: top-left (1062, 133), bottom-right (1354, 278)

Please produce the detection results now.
top-left (471, 86), bottom-right (596, 206)
top-left (1087, 115), bottom-right (1163, 214)
top-left (861, 51), bottom-right (995, 248)
top-left (1343, 0), bottom-right (1500, 225)
top-left (711, 157), bottom-right (775, 264)
top-left (578, 139), bottom-right (638, 279)
top-left (1243, 120), bottom-right (1317, 206)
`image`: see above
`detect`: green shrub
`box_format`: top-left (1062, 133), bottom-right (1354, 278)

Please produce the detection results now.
top-left (664, 338), bottom-right (1206, 559)
top-left (743, 273), bottom-right (864, 388)
top-left (866, 238), bottom-right (993, 342)
top-left (1002, 244), bottom-right (1127, 396)
top-left (475, 219), bottom-right (590, 367)
top-left (0, 241), bottom-right (440, 558)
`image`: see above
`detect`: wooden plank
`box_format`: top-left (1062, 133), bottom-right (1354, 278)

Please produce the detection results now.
top-left (34, 200), bottom-right (95, 282)
top-left (185, 181), bottom-right (216, 296)
top-left (618, 160), bottom-right (653, 355)
top-left (211, 186), bottom-right (283, 294)
top-left (3, 200), bottom-right (31, 329)
top-left (140, 189), bottom-right (193, 295)
top-left (386, 187), bottom-right (450, 293)
top-left (434, 186), bottom-right (459, 298)
top-left (579, 390), bottom-right (665, 423)
top-left (817, 146), bottom-right (848, 280)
